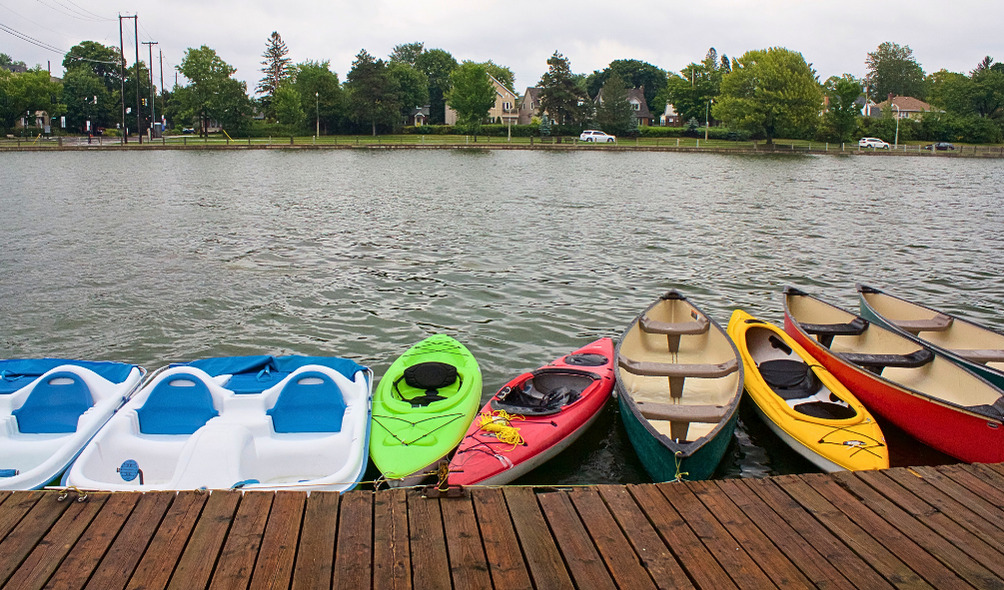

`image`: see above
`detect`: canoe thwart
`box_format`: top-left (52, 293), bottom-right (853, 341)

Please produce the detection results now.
top-left (951, 348), bottom-right (1004, 364)
top-left (636, 401), bottom-right (728, 423)
top-left (800, 317), bottom-right (869, 347)
top-left (893, 314), bottom-right (954, 333)
top-left (617, 357), bottom-right (738, 379)
top-left (639, 315), bottom-right (709, 336)
top-left (840, 348), bottom-right (935, 370)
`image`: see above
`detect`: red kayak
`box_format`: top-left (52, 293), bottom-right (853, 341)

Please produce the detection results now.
top-left (783, 286), bottom-right (1004, 463)
top-left (448, 338), bottom-right (615, 486)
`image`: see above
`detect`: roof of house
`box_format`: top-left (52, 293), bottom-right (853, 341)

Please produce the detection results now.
top-left (873, 96), bottom-right (934, 112)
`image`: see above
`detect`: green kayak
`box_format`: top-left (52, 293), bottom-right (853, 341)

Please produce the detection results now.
top-left (371, 334), bottom-right (482, 486)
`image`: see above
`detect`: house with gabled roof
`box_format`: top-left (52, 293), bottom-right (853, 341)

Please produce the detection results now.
top-left (445, 74), bottom-right (518, 126)
top-left (865, 95), bottom-right (939, 120)
top-left (594, 86), bottom-right (654, 126)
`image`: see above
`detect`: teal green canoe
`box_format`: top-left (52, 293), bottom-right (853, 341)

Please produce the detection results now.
top-left (370, 334), bottom-right (482, 486)
top-left (616, 291), bottom-right (743, 481)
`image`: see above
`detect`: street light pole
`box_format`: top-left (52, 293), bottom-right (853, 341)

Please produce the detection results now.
top-left (705, 99), bottom-right (711, 141)
top-left (315, 92), bottom-right (319, 139)
top-left (892, 103), bottom-right (901, 148)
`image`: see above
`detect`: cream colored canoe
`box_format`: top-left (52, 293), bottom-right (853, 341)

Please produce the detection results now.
top-left (616, 290), bottom-right (742, 481)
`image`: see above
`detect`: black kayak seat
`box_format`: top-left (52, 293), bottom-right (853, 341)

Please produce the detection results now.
top-left (757, 359), bottom-right (822, 400)
top-left (492, 369), bottom-right (595, 416)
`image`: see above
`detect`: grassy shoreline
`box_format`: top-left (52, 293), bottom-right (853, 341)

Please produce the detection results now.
top-left (3, 134), bottom-right (1003, 157)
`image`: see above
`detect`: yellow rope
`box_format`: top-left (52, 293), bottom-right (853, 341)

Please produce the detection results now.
top-left (476, 409), bottom-right (525, 448)
top-left (671, 451), bottom-right (689, 483)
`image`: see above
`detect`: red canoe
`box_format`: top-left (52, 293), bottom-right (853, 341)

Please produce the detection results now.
top-left (448, 338), bottom-right (615, 486)
top-left (783, 286), bottom-right (1004, 463)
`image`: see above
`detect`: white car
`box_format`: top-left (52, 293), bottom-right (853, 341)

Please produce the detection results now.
top-left (858, 137), bottom-right (890, 149)
top-left (579, 130), bottom-right (616, 143)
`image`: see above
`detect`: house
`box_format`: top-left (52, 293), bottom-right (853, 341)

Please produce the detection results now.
top-left (660, 103), bottom-right (681, 126)
top-left (407, 106), bottom-right (430, 127)
top-left (517, 87), bottom-right (542, 125)
top-left (865, 95), bottom-right (938, 119)
top-left (445, 74), bottom-right (518, 126)
top-left (594, 86), bottom-right (654, 127)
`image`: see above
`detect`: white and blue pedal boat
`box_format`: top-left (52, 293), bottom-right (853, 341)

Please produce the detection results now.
top-left (0, 359), bottom-right (145, 490)
top-left (65, 355), bottom-right (372, 492)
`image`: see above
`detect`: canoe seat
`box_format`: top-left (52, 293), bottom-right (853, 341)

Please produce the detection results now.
top-left (618, 357), bottom-right (738, 379)
top-left (639, 315), bottom-right (709, 336)
top-left (951, 349), bottom-right (1004, 364)
top-left (137, 374), bottom-right (219, 435)
top-left (619, 357), bottom-right (738, 398)
top-left (757, 359), bottom-right (822, 400)
top-left (801, 317), bottom-right (869, 347)
top-left (893, 314), bottom-right (953, 333)
top-left (267, 371), bottom-right (346, 433)
top-left (637, 402), bottom-right (728, 423)
top-left (841, 348), bottom-right (934, 371)
top-left (12, 371), bottom-right (93, 434)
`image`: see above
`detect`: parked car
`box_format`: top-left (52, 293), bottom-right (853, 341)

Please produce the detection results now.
top-left (579, 130), bottom-right (616, 143)
top-left (858, 137), bottom-right (890, 149)
top-left (923, 142), bottom-right (956, 151)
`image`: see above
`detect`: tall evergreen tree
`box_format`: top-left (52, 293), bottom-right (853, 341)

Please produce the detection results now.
top-left (538, 51), bottom-right (587, 126)
top-left (345, 49), bottom-right (400, 136)
top-left (257, 31), bottom-right (293, 119)
top-left (595, 72), bottom-right (635, 136)
top-left (864, 42), bottom-right (926, 101)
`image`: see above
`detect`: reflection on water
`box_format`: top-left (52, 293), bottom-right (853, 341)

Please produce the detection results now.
top-left (1, 150), bottom-right (1001, 483)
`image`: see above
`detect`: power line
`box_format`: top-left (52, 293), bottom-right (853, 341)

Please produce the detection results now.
top-left (34, 0), bottom-right (109, 22)
top-left (0, 21), bottom-right (63, 54)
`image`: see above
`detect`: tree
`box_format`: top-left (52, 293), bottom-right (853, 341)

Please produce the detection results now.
top-left (293, 60), bottom-right (341, 134)
top-left (715, 47), bottom-right (822, 144)
top-left (389, 42), bottom-right (424, 66)
top-left (177, 46), bottom-right (251, 136)
top-left (446, 61), bottom-right (495, 138)
top-left (415, 48), bottom-right (458, 124)
top-left (538, 51), bottom-right (588, 126)
top-left (481, 61), bottom-right (515, 93)
top-left (586, 59), bottom-right (667, 113)
top-left (344, 49), bottom-right (399, 135)
top-left (968, 57), bottom-right (1004, 119)
top-left (595, 71), bottom-right (635, 136)
top-left (62, 68), bottom-right (113, 132)
top-left (388, 61), bottom-right (429, 126)
top-left (257, 32), bottom-right (293, 119)
top-left (865, 42), bottom-right (926, 100)
top-left (0, 68), bottom-right (64, 132)
top-left (820, 75), bottom-right (863, 142)
top-left (273, 84), bottom-right (304, 127)
top-left (1, 53), bottom-right (27, 71)
top-left (657, 47), bottom-right (727, 125)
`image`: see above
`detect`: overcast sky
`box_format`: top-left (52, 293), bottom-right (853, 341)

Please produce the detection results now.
top-left (4, 0), bottom-right (1003, 94)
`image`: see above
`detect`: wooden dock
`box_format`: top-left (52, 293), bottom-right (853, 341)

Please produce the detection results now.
top-left (2, 463), bottom-right (1004, 589)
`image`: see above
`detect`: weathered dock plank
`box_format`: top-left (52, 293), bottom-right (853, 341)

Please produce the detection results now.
top-left (441, 493), bottom-right (491, 589)
top-left (332, 490), bottom-right (373, 589)
top-left (208, 491), bottom-right (274, 590)
top-left (125, 491), bottom-right (208, 590)
top-left (1, 493), bottom-right (105, 590)
top-left (372, 488), bottom-right (410, 590)
top-left (469, 487), bottom-right (532, 589)
top-left (248, 490), bottom-right (305, 590)
top-left (290, 489), bottom-right (338, 590)
top-left (503, 486), bottom-right (574, 589)
top-left (406, 489), bottom-right (450, 590)
top-left (85, 491), bottom-right (174, 590)
top-left (45, 492), bottom-right (140, 589)
top-left (538, 489), bottom-right (617, 589)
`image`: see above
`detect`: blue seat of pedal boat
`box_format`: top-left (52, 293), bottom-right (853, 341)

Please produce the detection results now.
top-left (267, 371), bottom-right (347, 433)
top-left (12, 371), bottom-right (94, 434)
top-left (136, 373), bottom-right (219, 435)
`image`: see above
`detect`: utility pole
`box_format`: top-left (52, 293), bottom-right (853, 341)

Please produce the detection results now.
top-left (118, 15), bottom-right (132, 143)
top-left (159, 48), bottom-right (165, 130)
top-left (134, 16), bottom-right (141, 144)
top-left (143, 41), bottom-right (158, 139)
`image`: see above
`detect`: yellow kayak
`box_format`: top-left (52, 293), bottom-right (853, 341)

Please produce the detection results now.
top-left (727, 309), bottom-right (888, 472)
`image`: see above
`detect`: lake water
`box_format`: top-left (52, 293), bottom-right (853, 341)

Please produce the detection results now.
top-left (2, 149), bottom-right (1002, 483)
